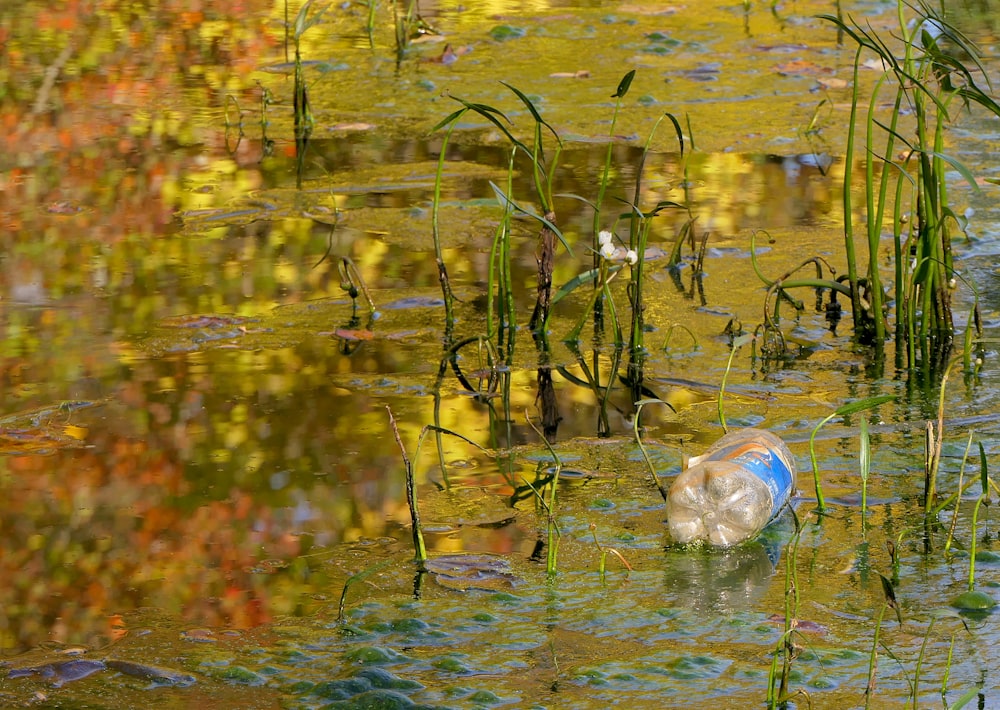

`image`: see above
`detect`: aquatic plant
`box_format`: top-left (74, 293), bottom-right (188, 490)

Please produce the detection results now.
top-left (808, 394), bottom-right (895, 512)
top-left (864, 573), bottom-right (902, 709)
top-left (766, 507), bottom-right (806, 708)
top-left (588, 523), bottom-right (632, 580)
top-left (289, 0), bottom-right (327, 187)
top-left (949, 442), bottom-right (997, 613)
top-left (620, 112), bottom-right (686, 415)
top-left (753, 2), bottom-right (1000, 377)
top-left (386, 405), bottom-right (427, 562)
top-left (524, 412), bottom-right (564, 575)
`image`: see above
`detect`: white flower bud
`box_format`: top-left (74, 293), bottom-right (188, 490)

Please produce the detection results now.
top-left (625, 249), bottom-right (638, 265)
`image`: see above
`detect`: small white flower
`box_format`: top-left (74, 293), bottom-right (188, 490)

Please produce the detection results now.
top-left (600, 242), bottom-right (616, 260)
top-left (625, 249), bottom-right (638, 265)
top-left (598, 230), bottom-right (614, 247)
top-left (948, 277), bottom-right (957, 289)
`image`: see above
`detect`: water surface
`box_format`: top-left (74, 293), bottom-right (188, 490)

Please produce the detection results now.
top-left (2, 0), bottom-right (1000, 707)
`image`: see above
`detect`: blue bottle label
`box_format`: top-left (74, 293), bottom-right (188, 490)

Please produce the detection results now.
top-left (706, 442), bottom-right (795, 519)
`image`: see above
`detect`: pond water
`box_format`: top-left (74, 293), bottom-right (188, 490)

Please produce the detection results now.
top-left (3, 0), bottom-right (1000, 707)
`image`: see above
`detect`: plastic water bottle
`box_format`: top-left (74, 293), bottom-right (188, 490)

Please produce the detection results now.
top-left (667, 428), bottom-right (796, 547)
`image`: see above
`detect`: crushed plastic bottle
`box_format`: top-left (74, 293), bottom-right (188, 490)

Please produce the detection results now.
top-left (667, 428), bottom-right (796, 547)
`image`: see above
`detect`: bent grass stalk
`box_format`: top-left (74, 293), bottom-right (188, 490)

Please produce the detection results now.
top-left (808, 395), bottom-right (895, 512)
top-left (633, 399), bottom-right (671, 502)
top-left (588, 523), bottom-right (633, 580)
top-left (718, 333), bottom-right (754, 434)
top-left (387, 404), bottom-right (495, 563)
top-left (766, 507), bottom-right (804, 708)
top-left (524, 411), bottom-right (563, 575)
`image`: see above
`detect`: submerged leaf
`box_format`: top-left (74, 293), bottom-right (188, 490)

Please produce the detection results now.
top-left (950, 590), bottom-right (997, 611)
top-left (488, 25), bottom-right (526, 42)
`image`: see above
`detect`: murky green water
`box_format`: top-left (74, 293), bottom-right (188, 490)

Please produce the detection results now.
top-left (3, 0), bottom-right (1000, 707)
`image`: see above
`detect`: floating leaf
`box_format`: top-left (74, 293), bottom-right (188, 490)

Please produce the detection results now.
top-left (333, 328), bottom-right (375, 341)
top-left (950, 590), bottom-right (996, 611)
top-left (488, 25), bottom-right (525, 41)
top-left (773, 60), bottom-right (834, 77)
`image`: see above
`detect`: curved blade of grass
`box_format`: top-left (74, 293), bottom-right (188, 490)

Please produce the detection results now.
top-left (552, 264), bottom-right (624, 306)
top-left (430, 107), bottom-right (468, 133)
top-left (449, 97), bottom-right (531, 155)
top-left (337, 557), bottom-right (396, 623)
top-left (555, 192), bottom-right (598, 211)
top-left (662, 111), bottom-right (685, 157)
top-left (919, 149), bottom-right (982, 192)
top-left (809, 395), bottom-right (896, 512)
top-left (489, 181), bottom-right (572, 254)
top-left (634, 399), bottom-right (671, 502)
top-left (501, 81), bottom-right (562, 146)
top-left (949, 685), bottom-right (984, 710)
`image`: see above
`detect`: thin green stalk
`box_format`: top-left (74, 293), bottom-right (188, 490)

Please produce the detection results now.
top-left (767, 507), bottom-right (803, 707)
top-left (485, 148), bottom-right (517, 339)
top-left (593, 71), bottom-right (636, 271)
top-left (430, 111), bottom-right (464, 329)
top-left (633, 399), bottom-right (670, 502)
top-left (526, 411), bottom-right (563, 575)
top-left (967, 443), bottom-right (989, 593)
top-left (860, 414), bottom-right (870, 524)
top-left (842, 45), bottom-right (864, 325)
top-left (719, 333), bottom-right (753, 434)
top-left (810, 395), bottom-right (896, 513)
top-left (865, 597), bottom-right (891, 709)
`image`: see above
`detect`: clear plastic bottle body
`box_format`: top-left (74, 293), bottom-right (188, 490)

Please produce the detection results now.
top-left (667, 428), bottom-right (796, 547)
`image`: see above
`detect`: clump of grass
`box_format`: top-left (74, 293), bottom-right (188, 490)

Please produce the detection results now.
top-left (753, 2), bottom-right (1000, 377)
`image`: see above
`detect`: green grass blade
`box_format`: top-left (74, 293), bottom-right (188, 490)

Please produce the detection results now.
top-left (613, 69), bottom-right (636, 98)
top-left (500, 81), bottom-right (562, 146)
top-left (833, 394), bottom-right (897, 417)
top-left (978, 441), bottom-right (988, 495)
top-left (489, 181), bottom-right (572, 254)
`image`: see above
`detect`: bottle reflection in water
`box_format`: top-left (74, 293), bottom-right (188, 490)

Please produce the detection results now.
top-left (667, 428), bottom-right (796, 547)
